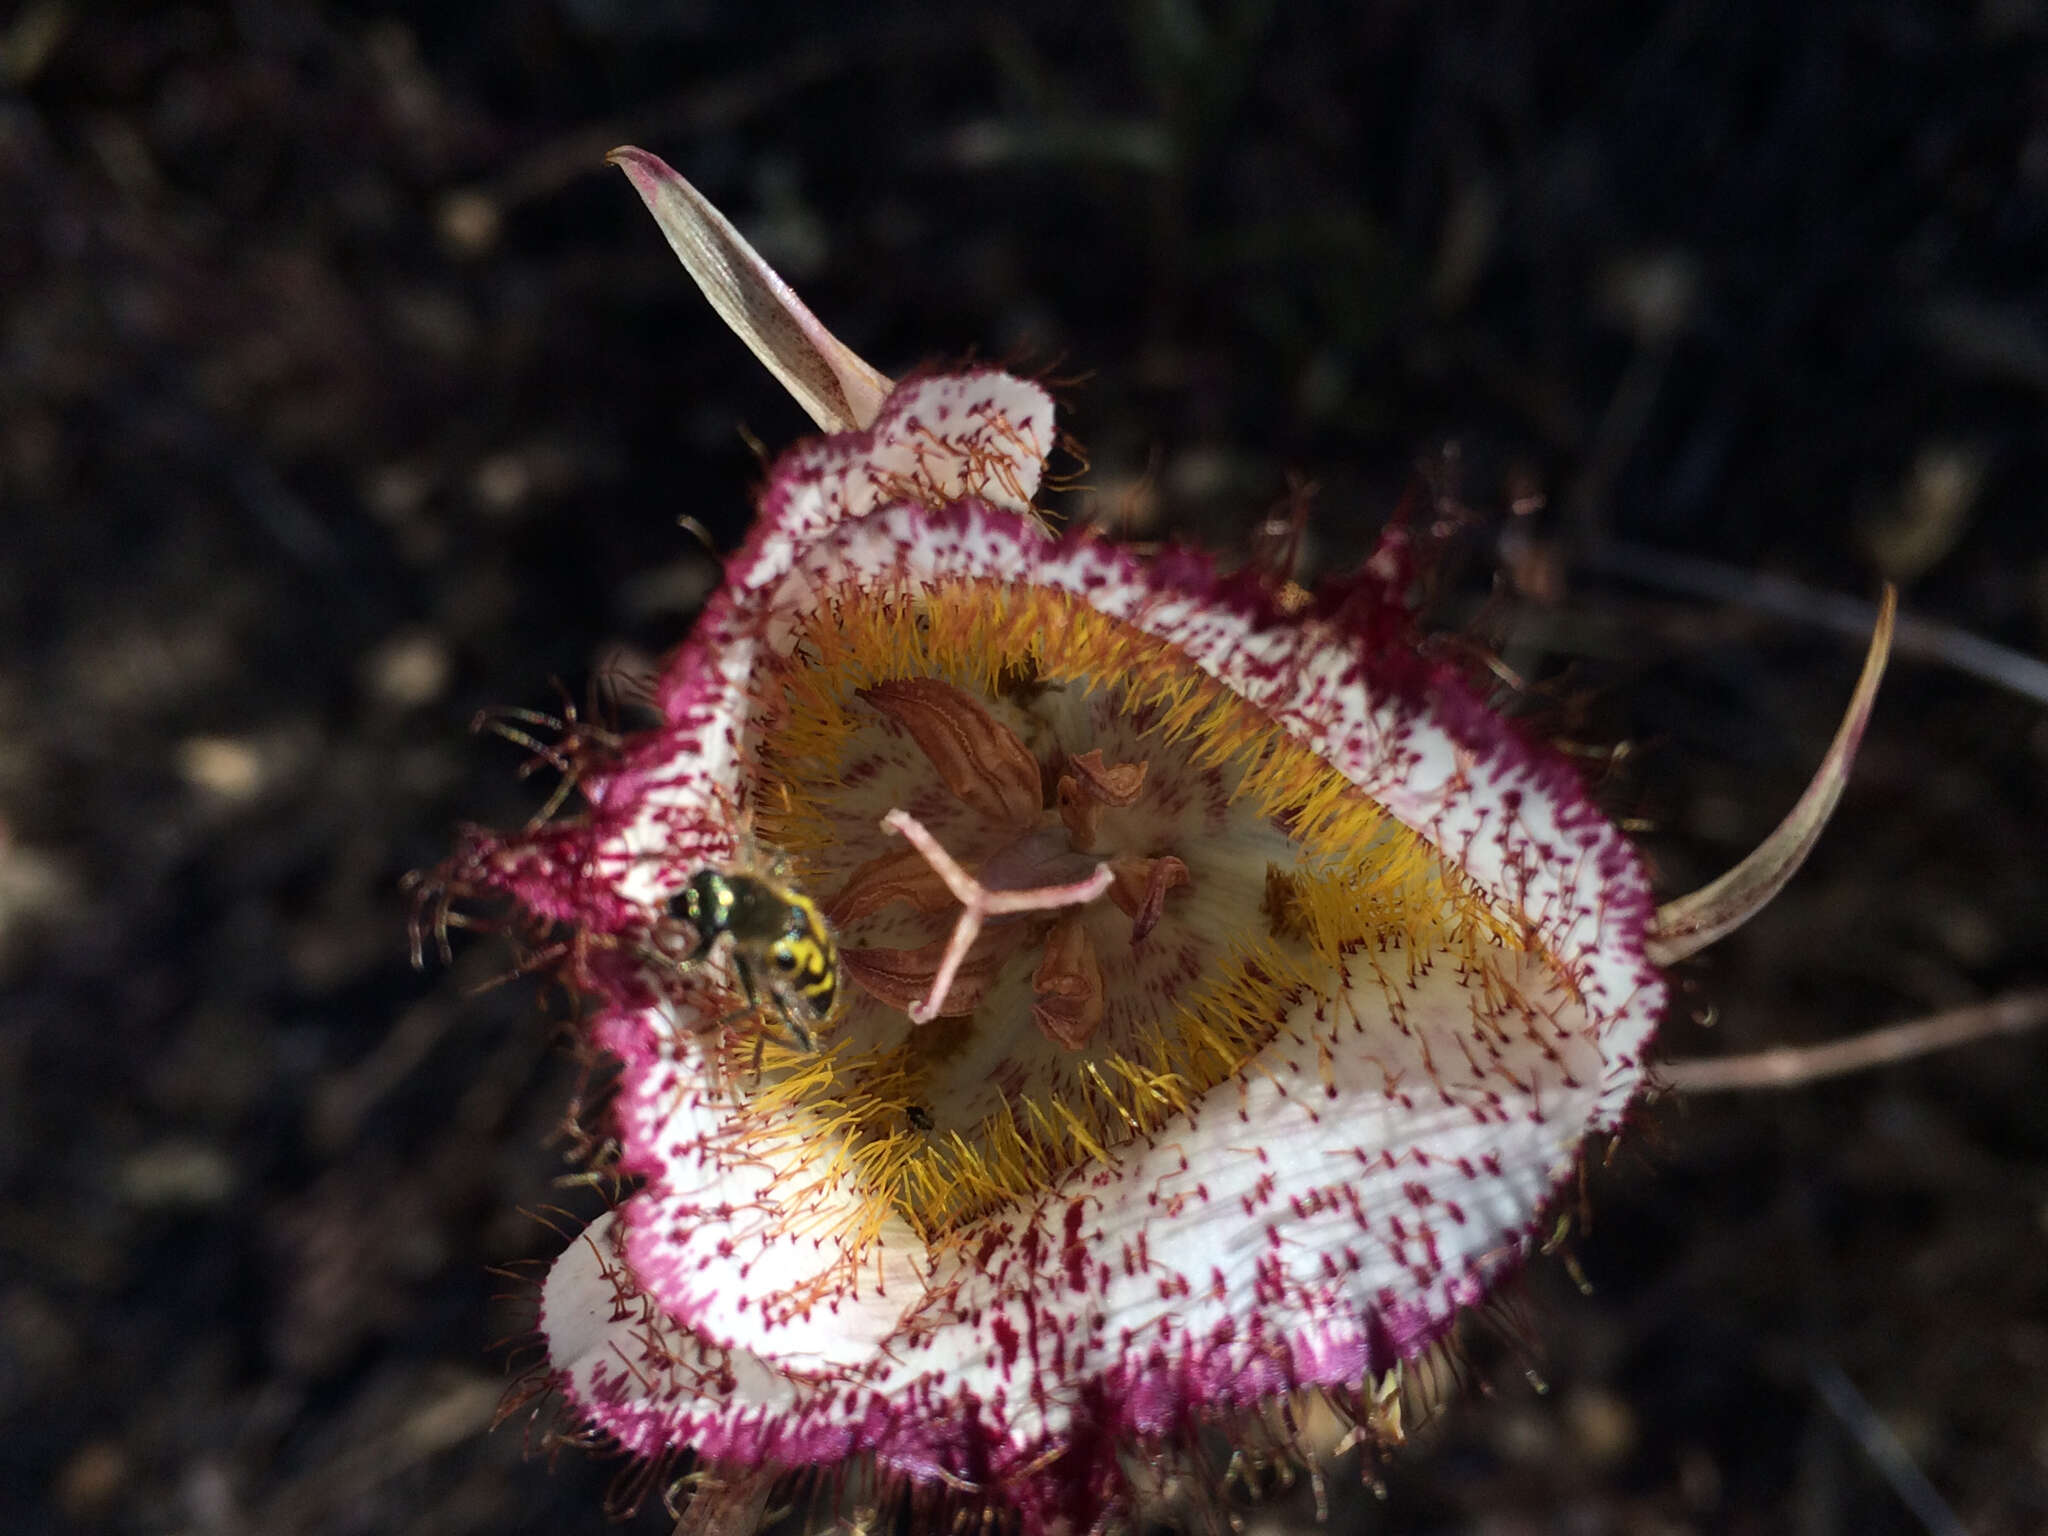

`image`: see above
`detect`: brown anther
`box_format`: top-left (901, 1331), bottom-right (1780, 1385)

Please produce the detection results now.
top-left (840, 928), bottom-right (1030, 1019)
top-left (1065, 749), bottom-right (1148, 807)
top-left (859, 679), bottom-right (1042, 828)
top-left (1107, 855), bottom-right (1190, 943)
top-left (1055, 749), bottom-right (1148, 850)
top-left (1262, 864), bottom-right (1307, 942)
top-left (823, 846), bottom-right (958, 926)
top-left (1031, 914), bottom-right (1105, 1051)
top-left (1055, 777), bottom-right (1094, 849)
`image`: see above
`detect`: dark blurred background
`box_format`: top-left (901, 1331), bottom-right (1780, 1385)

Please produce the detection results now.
top-left (4, 2), bottom-right (2045, 1532)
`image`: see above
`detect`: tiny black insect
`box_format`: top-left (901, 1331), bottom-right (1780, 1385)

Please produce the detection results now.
top-left (906, 1104), bottom-right (935, 1132)
top-left (666, 868), bottom-right (838, 1053)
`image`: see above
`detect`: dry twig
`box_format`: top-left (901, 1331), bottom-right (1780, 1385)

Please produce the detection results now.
top-left (1660, 988), bottom-right (2048, 1093)
top-left (1582, 542), bottom-right (2048, 706)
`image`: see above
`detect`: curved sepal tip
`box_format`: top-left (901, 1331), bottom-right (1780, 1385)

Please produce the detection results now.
top-left (1647, 585), bottom-right (1898, 965)
top-left (608, 146), bottom-right (893, 433)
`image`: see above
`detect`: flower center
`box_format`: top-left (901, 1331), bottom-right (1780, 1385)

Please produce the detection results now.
top-left (733, 579), bottom-right (1519, 1247)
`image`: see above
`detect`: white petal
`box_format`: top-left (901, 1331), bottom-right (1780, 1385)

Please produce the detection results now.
top-left (541, 1208), bottom-right (800, 1458)
top-left (604, 1002), bottom-right (927, 1370)
top-left (733, 371), bottom-right (1056, 599)
top-left (914, 945), bottom-right (1632, 1441)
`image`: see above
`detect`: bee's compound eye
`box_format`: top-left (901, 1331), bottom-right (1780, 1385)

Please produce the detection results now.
top-left (770, 942), bottom-right (801, 974)
top-left (677, 871), bottom-right (723, 924)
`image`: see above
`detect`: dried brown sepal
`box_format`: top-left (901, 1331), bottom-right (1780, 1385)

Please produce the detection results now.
top-left (671, 1459), bottom-right (778, 1536)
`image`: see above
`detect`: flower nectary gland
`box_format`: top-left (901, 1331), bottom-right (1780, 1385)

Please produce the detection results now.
top-left (711, 576), bottom-right (1537, 1251)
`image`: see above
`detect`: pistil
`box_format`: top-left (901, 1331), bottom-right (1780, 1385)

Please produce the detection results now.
top-left (828, 671), bottom-right (1195, 1036)
top-left (879, 808), bottom-right (1112, 1023)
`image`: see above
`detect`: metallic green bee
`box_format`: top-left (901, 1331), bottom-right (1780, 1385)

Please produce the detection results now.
top-left (667, 868), bottom-right (838, 1053)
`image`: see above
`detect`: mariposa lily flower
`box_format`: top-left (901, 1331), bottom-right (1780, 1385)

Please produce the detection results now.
top-left (445, 149), bottom-right (1895, 1532)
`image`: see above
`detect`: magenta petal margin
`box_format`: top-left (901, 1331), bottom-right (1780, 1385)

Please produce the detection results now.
top-left (507, 372), bottom-right (1666, 1521)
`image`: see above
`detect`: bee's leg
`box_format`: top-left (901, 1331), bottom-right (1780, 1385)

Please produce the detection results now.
top-left (644, 947), bottom-right (693, 986)
top-left (730, 955), bottom-right (770, 1081)
top-left (783, 1010), bottom-right (818, 1054)
top-left (730, 952), bottom-right (764, 1012)
top-left (758, 978), bottom-right (820, 1053)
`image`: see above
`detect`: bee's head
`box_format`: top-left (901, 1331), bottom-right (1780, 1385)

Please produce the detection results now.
top-left (668, 869), bottom-right (731, 945)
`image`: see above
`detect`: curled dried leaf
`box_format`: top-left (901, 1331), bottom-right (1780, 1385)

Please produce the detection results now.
top-left (1064, 749), bottom-right (1147, 807)
top-left (1055, 748), bottom-right (1148, 849)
